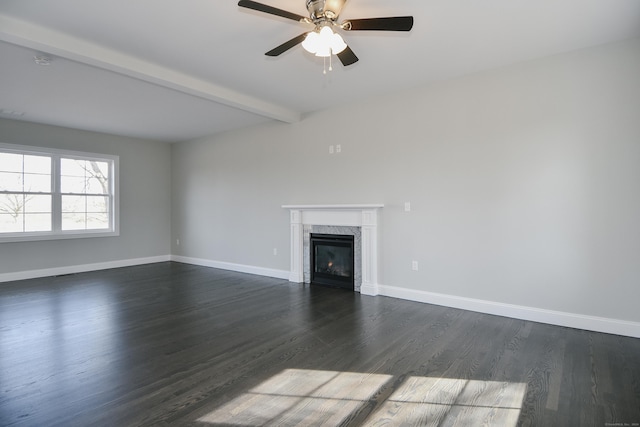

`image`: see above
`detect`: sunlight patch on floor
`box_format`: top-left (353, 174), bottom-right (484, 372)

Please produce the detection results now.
top-left (198, 369), bottom-right (392, 426)
top-left (197, 369), bottom-right (527, 426)
top-left (363, 376), bottom-right (527, 426)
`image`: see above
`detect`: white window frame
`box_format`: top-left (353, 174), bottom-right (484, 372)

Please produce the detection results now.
top-left (0, 142), bottom-right (119, 243)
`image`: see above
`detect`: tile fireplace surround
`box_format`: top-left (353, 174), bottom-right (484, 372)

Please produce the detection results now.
top-left (282, 204), bottom-right (383, 296)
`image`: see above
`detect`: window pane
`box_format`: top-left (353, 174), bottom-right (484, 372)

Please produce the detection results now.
top-left (23, 173), bottom-right (51, 193)
top-left (61, 158), bottom-right (87, 177)
top-left (0, 213), bottom-right (23, 233)
top-left (91, 161), bottom-right (109, 179)
top-left (0, 193), bottom-right (24, 215)
top-left (61, 175), bottom-right (88, 194)
top-left (62, 213), bottom-right (86, 230)
top-left (0, 153), bottom-right (23, 173)
top-left (62, 195), bottom-right (109, 231)
top-left (23, 155), bottom-right (51, 174)
top-left (24, 195), bottom-right (51, 213)
top-left (0, 172), bottom-right (23, 192)
top-left (87, 213), bottom-right (109, 229)
top-left (87, 175), bottom-right (108, 194)
top-left (62, 195), bottom-right (84, 213)
top-left (87, 196), bottom-right (108, 213)
top-left (25, 213), bottom-right (51, 232)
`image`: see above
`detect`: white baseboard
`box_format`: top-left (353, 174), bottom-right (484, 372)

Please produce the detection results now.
top-left (0, 255), bottom-right (171, 283)
top-left (378, 284), bottom-right (640, 339)
top-left (171, 255), bottom-right (289, 280)
top-left (360, 282), bottom-right (380, 296)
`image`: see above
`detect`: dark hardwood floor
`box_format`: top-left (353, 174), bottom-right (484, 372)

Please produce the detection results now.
top-left (1, 262), bottom-right (639, 426)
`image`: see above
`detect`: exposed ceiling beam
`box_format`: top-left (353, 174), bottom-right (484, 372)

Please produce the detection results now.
top-left (0, 14), bottom-right (301, 124)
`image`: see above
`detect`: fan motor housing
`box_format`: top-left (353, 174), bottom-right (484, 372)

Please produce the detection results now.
top-left (306, 0), bottom-right (347, 21)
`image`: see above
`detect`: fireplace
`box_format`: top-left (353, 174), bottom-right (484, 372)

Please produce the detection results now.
top-left (282, 204), bottom-right (383, 296)
top-left (310, 233), bottom-right (355, 290)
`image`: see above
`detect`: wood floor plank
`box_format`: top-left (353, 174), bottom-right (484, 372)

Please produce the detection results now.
top-left (0, 262), bottom-right (639, 426)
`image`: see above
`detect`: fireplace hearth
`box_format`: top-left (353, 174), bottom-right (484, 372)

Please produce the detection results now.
top-left (310, 233), bottom-right (355, 291)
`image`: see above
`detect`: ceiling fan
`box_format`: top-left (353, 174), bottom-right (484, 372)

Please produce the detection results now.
top-left (238, 0), bottom-right (414, 67)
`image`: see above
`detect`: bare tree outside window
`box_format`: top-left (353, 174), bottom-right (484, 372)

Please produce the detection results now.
top-left (0, 194), bottom-right (29, 222)
top-left (88, 161), bottom-right (109, 194)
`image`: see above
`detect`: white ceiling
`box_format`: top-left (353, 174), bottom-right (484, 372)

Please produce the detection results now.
top-left (1, 0), bottom-right (639, 143)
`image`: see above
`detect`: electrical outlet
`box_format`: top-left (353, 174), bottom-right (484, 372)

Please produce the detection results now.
top-left (273, 248), bottom-right (278, 256)
top-left (329, 145), bottom-right (334, 154)
top-left (336, 144), bottom-right (342, 153)
top-left (404, 202), bottom-right (411, 212)
top-left (176, 238), bottom-right (180, 246)
top-left (412, 260), bottom-right (419, 271)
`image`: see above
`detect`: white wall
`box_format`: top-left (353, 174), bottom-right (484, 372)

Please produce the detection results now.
top-left (172, 38), bottom-right (640, 327)
top-left (0, 119), bottom-right (172, 277)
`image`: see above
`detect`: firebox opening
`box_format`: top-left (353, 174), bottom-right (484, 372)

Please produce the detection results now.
top-left (310, 233), bottom-right (355, 291)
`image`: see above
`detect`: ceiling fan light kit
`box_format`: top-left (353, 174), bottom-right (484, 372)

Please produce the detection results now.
top-left (238, 0), bottom-right (413, 70)
top-left (302, 25), bottom-right (347, 57)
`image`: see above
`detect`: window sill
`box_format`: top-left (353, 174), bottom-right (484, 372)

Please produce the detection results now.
top-left (0, 229), bottom-right (119, 243)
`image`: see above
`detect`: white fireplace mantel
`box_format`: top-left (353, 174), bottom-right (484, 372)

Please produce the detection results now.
top-left (282, 204), bottom-right (383, 296)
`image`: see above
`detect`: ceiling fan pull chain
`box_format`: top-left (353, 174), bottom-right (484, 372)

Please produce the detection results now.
top-left (329, 48), bottom-right (333, 72)
top-left (323, 56), bottom-right (327, 75)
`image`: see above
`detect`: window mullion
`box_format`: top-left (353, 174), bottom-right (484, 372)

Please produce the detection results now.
top-left (51, 155), bottom-right (62, 233)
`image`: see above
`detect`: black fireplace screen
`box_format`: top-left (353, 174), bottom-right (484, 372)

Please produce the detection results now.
top-left (310, 233), bottom-right (355, 290)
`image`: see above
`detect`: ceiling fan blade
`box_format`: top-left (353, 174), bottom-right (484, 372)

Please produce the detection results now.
top-left (337, 46), bottom-right (359, 66)
top-left (238, 0), bottom-right (307, 22)
top-left (344, 16), bottom-right (414, 31)
top-left (265, 33), bottom-right (308, 56)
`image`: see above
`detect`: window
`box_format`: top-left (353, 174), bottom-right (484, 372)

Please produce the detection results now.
top-left (0, 143), bottom-right (119, 242)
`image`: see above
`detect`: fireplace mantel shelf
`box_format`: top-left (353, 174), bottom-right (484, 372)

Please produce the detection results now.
top-left (283, 204), bottom-right (383, 296)
top-left (282, 204), bottom-right (384, 210)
